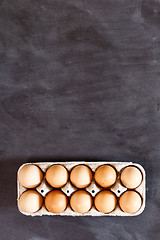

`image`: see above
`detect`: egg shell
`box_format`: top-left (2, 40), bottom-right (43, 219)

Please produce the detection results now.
top-left (45, 190), bottom-right (68, 213)
top-left (120, 165), bottom-right (142, 189)
top-left (119, 190), bottom-right (142, 214)
top-left (70, 190), bottom-right (93, 213)
top-left (70, 164), bottom-right (93, 188)
top-left (94, 190), bottom-right (117, 213)
top-left (18, 190), bottom-right (43, 213)
top-left (46, 164), bottom-right (69, 188)
top-left (95, 165), bottom-right (117, 188)
top-left (18, 164), bottom-right (43, 188)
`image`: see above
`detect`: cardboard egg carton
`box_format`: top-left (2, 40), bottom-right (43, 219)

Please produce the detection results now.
top-left (17, 162), bottom-right (146, 216)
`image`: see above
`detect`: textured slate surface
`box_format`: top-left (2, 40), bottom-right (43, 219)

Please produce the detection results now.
top-left (0, 0), bottom-right (160, 239)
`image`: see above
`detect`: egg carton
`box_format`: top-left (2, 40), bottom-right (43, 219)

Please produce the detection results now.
top-left (17, 162), bottom-right (146, 216)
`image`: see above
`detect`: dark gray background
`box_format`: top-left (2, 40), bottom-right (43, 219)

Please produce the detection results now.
top-left (0, 0), bottom-right (160, 239)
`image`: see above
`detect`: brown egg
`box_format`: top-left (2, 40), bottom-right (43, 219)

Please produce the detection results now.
top-left (45, 190), bottom-right (68, 213)
top-left (94, 190), bottom-right (117, 213)
top-left (46, 164), bottom-right (69, 188)
top-left (70, 190), bottom-right (93, 213)
top-left (119, 190), bottom-right (142, 214)
top-left (18, 164), bottom-right (43, 188)
top-left (70, 165), bottom-right (92, 188)
top-left (95, 165), bottom-right (117, 188)
top-left (19, 190), bottom-right (43, 213)
top-left (120, 166), bottom-right (142, 189)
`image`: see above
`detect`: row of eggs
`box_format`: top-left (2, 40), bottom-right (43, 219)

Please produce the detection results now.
top-left (18, 163), bottom-right (143, 189)
top-left (18, 189), bottom-right (142, 215)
